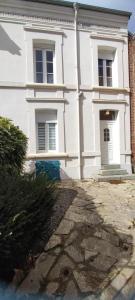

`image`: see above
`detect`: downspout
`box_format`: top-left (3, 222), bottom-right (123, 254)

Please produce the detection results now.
top-left (73, 2), bottom-right (81, 180)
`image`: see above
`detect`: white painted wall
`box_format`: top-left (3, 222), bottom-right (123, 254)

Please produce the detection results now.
top-left (0, 0), bottom-right (132, 179)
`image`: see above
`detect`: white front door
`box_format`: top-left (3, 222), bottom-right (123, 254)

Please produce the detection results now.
top-left (100, 120), bottom-right (119, 165)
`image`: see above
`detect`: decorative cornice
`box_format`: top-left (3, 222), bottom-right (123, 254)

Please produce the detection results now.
top-left (0, 11), bottom-right (127, 36)
top-left (0, 11), bottom-right (74, 27)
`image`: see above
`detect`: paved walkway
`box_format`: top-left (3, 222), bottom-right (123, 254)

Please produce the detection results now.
top-left (17, 180), bottom-right (135, 299)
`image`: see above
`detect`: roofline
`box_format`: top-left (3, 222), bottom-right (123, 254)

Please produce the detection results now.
top-left (18, 0), bottom-right (132, 18)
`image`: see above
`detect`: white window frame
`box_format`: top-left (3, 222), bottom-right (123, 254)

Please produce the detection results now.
top-left (98, 59), bottom-right (113, 87)
top-left (37, 120), bottom-right (58, 153)
top-left (34, 48), bottom-right (55, 84)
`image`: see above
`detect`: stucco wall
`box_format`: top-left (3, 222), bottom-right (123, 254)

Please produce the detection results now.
top-left (0, 0), bottom-right (132, 179)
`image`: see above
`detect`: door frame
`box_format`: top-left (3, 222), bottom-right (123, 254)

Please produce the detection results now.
top-left (100, 110), bottom-right (120, 165)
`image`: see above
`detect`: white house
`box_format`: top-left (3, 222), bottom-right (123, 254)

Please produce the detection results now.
top-left (0, 0), bottom-right (132, 179)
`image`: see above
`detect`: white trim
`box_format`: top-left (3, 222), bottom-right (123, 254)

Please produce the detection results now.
top-left (27, 153), bottom-right (68, 159)
top-left (24, 25), bottom-right (64, 35)
top-left (90, 33), bottom-right (126, 43)
top-left (26, 97), bottom-right (66, 102)
top-left (82, 152), bottom-right (101, 157)
top-left (92, 86), bottom-right (130, 93)
top-left (26, 83), bottom-right (65, 89)
top-left (92, 99), bottom-right (128, 104)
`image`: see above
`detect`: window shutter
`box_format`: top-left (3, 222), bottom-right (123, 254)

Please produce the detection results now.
top-left (48, 123), bottom-right (56, 150)
top-left (38, 123), bottom-right (45, 150)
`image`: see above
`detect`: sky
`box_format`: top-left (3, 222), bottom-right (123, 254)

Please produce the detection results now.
top-left (67, 0), bottom-right (135, 32)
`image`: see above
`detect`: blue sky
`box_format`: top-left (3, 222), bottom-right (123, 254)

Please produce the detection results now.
top-left (67, 0), bottom-right (135, 32)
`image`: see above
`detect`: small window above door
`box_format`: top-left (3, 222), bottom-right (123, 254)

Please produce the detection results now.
top-left (100, 110), bottom-right (117, 121)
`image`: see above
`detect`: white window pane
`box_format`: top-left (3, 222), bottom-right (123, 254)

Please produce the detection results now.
top-left (36, 50), bottom-right (43, 61)
top-left (38, 123), bottom-right (45, 151)
top-left (36, 62), bottom-right (43, 73)
top-left (49, 123), bottom-right (56, 150)
top-left (36, 73), bottom-right (43, 83)
top-left (35, 50), bottom-right (43, 83)
top-left (99, 76), bottom-right (104, 86)
top-left (46, 51), bottom-right (53, 62)
top-left (107, 77), bottom-right (112, 87)
top-left (47, 74), bottom-right (54, 84)
top-left (47, 62), bottom-right (53, 73)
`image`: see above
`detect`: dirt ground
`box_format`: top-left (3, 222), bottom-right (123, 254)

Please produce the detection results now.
top-left (16, 180), bottom-right (135, 299)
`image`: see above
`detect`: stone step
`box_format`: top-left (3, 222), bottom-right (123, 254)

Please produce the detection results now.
top-left (95, 174), bottom-right (135, 182)
top-left (101, 164), bottom-right (120, 170)
top-left (98, 169), bottom-right (128, 176)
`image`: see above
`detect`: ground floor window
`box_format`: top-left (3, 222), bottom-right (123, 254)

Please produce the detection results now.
top-left (36, 110), bottom-right (57, 152)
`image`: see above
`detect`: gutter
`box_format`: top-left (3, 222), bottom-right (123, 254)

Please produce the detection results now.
top-left (73, 2), bottom-right (81, 180)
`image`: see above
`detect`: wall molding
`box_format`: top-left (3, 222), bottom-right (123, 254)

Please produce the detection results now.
top-left (26, 97), bottom-right (67, 103)
top-left (0, 81), bottom-right (26, 88)
top-left (92, 99), bottom-right (128, 104)
top-left (24, 24), bottom-right (64, 35)
top-left (92, 86), bottom-right (130, 94)
top-left (26, 83), bottom-right (66, 90)
top-left (90, 33), bottom-right (127, 42)
top-left (27, 152), bottom-right (68, 160)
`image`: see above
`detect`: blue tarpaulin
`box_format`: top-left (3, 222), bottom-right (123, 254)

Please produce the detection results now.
top-left (36, 160), bottom-right (61, 181)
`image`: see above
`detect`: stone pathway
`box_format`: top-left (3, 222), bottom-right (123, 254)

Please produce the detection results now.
top-left (16, 180), bottom-right (135, 299)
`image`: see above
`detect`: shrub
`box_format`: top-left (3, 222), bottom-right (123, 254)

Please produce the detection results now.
top-left (0, 171), bottom-right (56, 282)
top-left (0, 117), bottom-right (27, 173)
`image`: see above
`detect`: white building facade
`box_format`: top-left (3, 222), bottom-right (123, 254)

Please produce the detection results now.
top-left (0, 0), bottom-right (132, 179)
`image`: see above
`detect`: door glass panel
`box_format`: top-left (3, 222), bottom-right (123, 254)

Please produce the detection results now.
top-left (104, 128), bottom-right (110, 142)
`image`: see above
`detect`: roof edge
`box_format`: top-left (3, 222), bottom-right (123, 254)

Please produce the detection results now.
top-left (18, 0), bottom-right (132, 18)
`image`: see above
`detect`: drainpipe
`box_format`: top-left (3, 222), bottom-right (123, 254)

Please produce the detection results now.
top-left (73, 2), bottom-right (81, 180)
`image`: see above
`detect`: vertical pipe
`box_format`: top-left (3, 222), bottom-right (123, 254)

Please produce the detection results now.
top-left (73, 2), bottom-right (81, 180)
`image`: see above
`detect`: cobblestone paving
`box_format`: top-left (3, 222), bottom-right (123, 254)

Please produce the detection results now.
top-left (17, 180), bottom-right (135, 299)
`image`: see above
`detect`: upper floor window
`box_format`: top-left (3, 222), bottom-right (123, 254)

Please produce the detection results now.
top-left (98, 59), bottom-right (112, 87)
top-left (35, 49), bottom-right (54, 84)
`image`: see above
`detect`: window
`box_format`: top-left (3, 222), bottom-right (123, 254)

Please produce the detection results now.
top-left (35, 49), bottom-right (54, 84)
top-left (36, 110), bottom-right (57, 152)
top-left (98, 59), bottom-right (112, 87)
top-left (38, 122), bottom-right (57, 151)
top-left (104, 128), bottom-right (110, 142)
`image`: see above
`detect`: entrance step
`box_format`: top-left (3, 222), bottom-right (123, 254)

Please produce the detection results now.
top-left (95, 174), bottom-right (135, 182)
top-left (99, 169), bottom-right (128, 176)
top-left (101, 164), bottom-right (120, 170)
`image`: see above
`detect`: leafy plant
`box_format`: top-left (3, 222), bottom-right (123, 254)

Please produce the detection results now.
top-left (0, 171), bottom-right (56, 282)
top-left (0, 117), bottom-right (27, 173)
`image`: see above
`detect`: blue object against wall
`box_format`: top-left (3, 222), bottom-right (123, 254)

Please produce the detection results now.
top-left (36, 160), bottom-right (61, 181)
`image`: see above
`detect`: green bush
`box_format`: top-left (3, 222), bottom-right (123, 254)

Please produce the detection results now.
top-left (0, 117), bottom-right (27, 173)
top-left (0, 171), bottom-right (56, 282)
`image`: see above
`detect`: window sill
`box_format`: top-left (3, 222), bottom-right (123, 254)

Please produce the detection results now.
top-left (27, 153), bottom-right (68, 160)
top-left (26, 83), bottom-right (66, 90)
top-left (92, 86), bottom-right (130, 93)
top-left (92, 99), bottom-right (128, 104)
